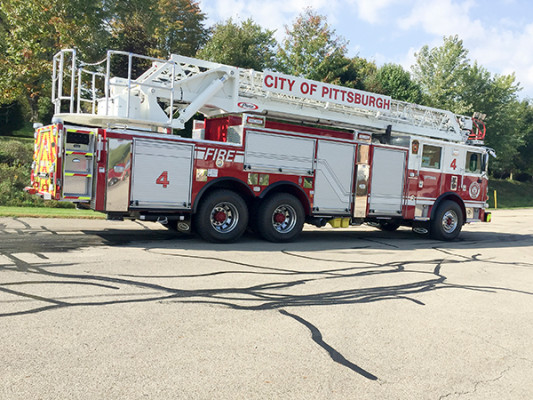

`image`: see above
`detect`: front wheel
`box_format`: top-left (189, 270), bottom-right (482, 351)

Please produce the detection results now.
top-left (430, 200), bottom-right (464, 241)
top-left (256, 193), bottom-right (305, 242)
top-left (195, 190), bottom-right (248, 243)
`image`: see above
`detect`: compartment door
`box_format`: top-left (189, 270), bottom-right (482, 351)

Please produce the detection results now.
top-left (314, 141), bottom-right (356, 214)
top-left (62, 127), bottom-right (96, 201)
top-left (130, 139), bottom-right (194, 209)
top-left (368, 147), bottom-right (407, 215)
top-left (244, 131), bottom-right (315, 174)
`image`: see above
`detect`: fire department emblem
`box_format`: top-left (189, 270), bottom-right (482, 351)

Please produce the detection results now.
top-left (411, 140), bottom-right (419, 154)
top-left (469, 182), bottom-right (481, 199)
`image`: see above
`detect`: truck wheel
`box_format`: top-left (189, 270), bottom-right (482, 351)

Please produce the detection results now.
top-left (430, 200), bottom-right (463, 241)
top-left (195, 190), bottom-right (248, 243)
top-left (257, 193), bottom-right (304, 242)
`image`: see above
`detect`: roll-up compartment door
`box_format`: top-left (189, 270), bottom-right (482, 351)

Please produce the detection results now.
top-left (368, 147), bottom-right (407, 215)
top-left (244, 131), bottom-right (315, 175)
top-left (130, 139), bottom-right (194, 209)
top-left (314, 141), bottom-right (356, 214)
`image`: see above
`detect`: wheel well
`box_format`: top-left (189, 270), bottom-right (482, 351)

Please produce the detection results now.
top-left (259, 182), bottom-right (311, 215)
top-left (430, 193), bottom-right (466, 223)
top-left (193, 178), bottom-right (255, 213)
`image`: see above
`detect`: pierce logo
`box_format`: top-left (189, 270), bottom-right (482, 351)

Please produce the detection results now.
top-left (237, 102), bottom-right (258, 110)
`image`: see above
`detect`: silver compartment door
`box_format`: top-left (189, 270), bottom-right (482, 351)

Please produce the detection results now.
top-left (130, 139), bottom-right (194, 209)
top-left (314, 141), bottom-right (356, 214)
top-left (244, 131), bottom-right (315, 174)
top-left (368, 147), bottom-right (406, 215)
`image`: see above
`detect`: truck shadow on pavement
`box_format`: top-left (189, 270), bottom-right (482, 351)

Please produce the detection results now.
top-left (1, 222), bottom-right (533, 380)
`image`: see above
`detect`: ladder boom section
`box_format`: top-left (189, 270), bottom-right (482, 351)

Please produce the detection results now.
top-left (52, 49), bottom-right (472, 142)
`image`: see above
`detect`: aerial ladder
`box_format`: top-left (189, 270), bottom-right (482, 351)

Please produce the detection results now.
top-left (51, 49), bottom-right (485, 144)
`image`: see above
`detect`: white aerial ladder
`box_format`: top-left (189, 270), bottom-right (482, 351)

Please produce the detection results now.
top-left (51, 49), bottom-right (484, 143)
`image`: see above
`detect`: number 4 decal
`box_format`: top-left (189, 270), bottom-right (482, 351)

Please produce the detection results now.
top-left (156, 171), bottom-right (170, 188)
top-left (450, 158), bottom-right (457, 170)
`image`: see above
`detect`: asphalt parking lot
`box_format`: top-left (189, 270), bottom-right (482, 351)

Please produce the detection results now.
top-left (1, 209), bottom-right (532, 399)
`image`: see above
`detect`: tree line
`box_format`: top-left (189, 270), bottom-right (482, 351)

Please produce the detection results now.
top-left (1, 1), bottom-right (532, 179)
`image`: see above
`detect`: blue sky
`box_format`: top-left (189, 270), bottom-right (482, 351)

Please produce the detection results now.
top-left (198, 0), bottom-right (533, 99)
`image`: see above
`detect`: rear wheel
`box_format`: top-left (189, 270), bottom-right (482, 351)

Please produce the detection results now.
top-left (256, 193), bottom-right (305, 242)
top-left (195, 190), bottom-right (248, 243)
top-left (430, 200), bottom-right (463, 241)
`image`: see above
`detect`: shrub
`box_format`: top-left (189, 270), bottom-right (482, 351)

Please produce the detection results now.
top-left (0, 138), bottom-right (40, 206)
top-left (0, 138), bottom-right (76, 207)
top-left (0, 163), bottom-right (42, 206)
top-left (0, 139), bottom-right (34, 166)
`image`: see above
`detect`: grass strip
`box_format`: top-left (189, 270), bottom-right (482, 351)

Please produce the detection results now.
top-left (0, 206), bottom-right (105, 219)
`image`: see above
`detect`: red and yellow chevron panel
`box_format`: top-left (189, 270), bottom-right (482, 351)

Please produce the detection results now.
top-left (31, 125), bottom-right (60, 199)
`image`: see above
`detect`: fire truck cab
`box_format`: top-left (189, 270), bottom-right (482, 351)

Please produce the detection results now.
top-left (26, 49), bottom-right (491, 242)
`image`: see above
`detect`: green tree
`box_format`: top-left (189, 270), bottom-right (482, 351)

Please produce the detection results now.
top-left (367, 63), bottom-right (422, 103)
top-left (0, 0), bottom-right (109, 122)
top-left (412, 35), bottom-right (524, 176)
top-left (105, 0), bottom-right (208, 58)
top-left (412, 35), bottom-right (470, 109)
top-left (514, 101), bottom-right (533, 180)
top-left (277, 8), bottom-right (348, 82)
top-left (0, 0), bottom-right (209, 126)
top-left (344, 57), bottom-right (378, 91)
top-left (197, 18), bottom-right (277, 70)
top-left (154, 0), bottom-right (208, 57)
top-left (472, 71), bottom-right (523, 176)
top-left (108, 9), bottom-right (158, 78)
top-left (105, 0), bottom-right (208, 88)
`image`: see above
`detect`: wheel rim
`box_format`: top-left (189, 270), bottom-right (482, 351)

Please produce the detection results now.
top-left (210, 202), bottom-right (239, 233)
top-left (441, 210), bottom-right (458, 234)
top-left (271, 204), bottom-right (297, 233)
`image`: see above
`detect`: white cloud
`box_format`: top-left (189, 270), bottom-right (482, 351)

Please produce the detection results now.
top-left (469, 23), bottom-right (533, 97)
top-left (398, 0), bottom-right (484, 40)
top-left (349, 0), bottom-right (400, 24)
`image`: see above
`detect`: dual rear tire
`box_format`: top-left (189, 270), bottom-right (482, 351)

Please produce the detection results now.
top-left (195, 190), bottom-right (248, 243)
top-left (195, 190), bottom-right (305, 243)
top-left (255, 193), bottom-right (305, 242)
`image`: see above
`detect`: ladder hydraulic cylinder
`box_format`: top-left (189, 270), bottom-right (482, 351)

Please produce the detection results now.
top-left (173, 73), bottom-right (230, 129)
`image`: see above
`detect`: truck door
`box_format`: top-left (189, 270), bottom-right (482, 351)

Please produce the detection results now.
top-left (416, 142), bottom-right (443, 209)
top-left (62, 127), bottom-right (96, 201)
top-left (368, 146), bottom-right (407, 216)
top-left (462, 150), bottom-right (487, 206)
top-left (314, 140), bottom-right (357, 214)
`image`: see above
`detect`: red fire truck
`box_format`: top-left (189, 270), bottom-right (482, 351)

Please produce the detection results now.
top-left (26, 49), bottom-right (491, 242)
